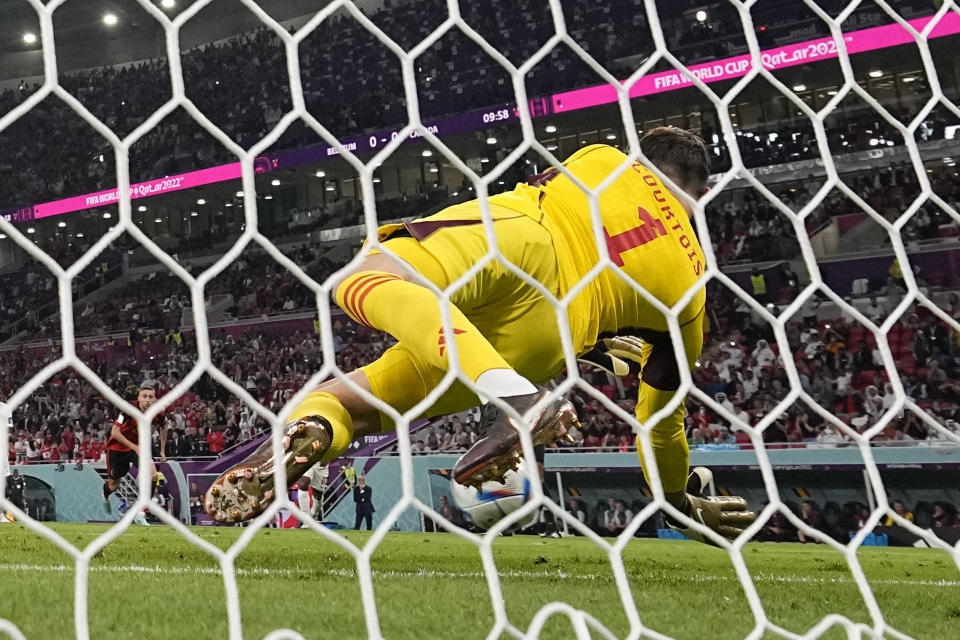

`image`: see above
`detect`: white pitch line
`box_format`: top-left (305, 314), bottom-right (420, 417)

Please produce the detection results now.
top-left (1, 564), bottom-right (957, 587)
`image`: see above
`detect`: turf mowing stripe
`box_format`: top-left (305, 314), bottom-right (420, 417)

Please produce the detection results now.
top-left (2, 563), bottom-right (958, 587)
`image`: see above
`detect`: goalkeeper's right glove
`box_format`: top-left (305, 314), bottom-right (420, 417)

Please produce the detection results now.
top-left (665, 467), bottom-right (756, 545)
top-left (577, 336), bottom-right (645, 377)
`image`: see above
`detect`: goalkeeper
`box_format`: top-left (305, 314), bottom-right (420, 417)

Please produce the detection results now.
top-left (206, 127), bottom-right (754, 542)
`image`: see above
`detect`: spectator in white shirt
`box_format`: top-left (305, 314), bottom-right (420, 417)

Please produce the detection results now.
top-left (714, 359), bottom-right (732, 383)
top-left (14, 435), bottom-right (29, 463)
top-left (816, 425), bottom-right (846, 447)
top-left (881, 383), bottom-right (897, 410)
top-left (739, 369), bottom-right (759, 400)
top-left (881, 382), bottom-right (904, 418)
top-left (567, 500), bottom-right (586, 526)
top-left (803, 331), bottom-right (824, 359)
top-left (722, 343), bottom-right (744, 368)
top-left (834, 370), bottom-right (853, 395)
top-left (753, 339), bottom-right (776, 367)
top-left (239, 410), bottom-right (255, 439)
top-left (24, 438), bottom-right (40, 463)
top-left (715, 392), bottom-right (735, 415)
top-left (602, 499), bottom-right (633, 536)
top-left (734, 407), bottom-right (751, 430)
top-left (863, 385), bottom-right (884, 420)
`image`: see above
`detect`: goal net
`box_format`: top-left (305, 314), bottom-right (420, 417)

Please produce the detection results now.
top-left (2, 0), bottom-right (960, 639)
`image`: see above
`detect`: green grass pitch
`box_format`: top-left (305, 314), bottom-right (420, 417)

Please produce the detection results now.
top-left (0, 523), bottom-right (957, 639)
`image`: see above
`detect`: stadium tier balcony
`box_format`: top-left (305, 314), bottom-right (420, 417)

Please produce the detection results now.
top-left (0, 0), bottom-right (952, 214)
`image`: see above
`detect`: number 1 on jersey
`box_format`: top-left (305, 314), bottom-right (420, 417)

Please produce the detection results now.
top-left (604, 206), bottom-right (667, 267)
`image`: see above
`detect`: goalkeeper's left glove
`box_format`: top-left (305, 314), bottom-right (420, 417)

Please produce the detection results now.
top-left (578, 336), bottom-right (645, 377)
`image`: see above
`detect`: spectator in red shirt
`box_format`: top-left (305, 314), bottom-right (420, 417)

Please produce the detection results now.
top-left (693, 406), bottom-right (711, 432)
top-left (41, 434), bottom-right (59, 462)
top-left (87, 440), bottom-right (106, 461)
top-left (62, 429), bottom-right (75, 457)
top-left (206, 429), bottom-right (224, 454)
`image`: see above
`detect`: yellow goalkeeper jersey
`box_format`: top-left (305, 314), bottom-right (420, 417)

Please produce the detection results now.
top-left (494, 144), bottom-right (707, 350)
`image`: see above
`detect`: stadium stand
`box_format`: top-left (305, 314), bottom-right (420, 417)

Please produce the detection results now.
top-left (2, 0), bottom-right (958, 463)
top-left (8, 273), bottom-right (958, 466)
top-left (0, 0), bottom-right (955, 210)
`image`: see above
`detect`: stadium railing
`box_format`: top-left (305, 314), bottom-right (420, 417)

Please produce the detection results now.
top-left (371, 439), bottom-right (960, 457)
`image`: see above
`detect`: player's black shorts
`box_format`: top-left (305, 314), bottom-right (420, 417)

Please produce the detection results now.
top-left (106, 449), bottom-right (138, 480)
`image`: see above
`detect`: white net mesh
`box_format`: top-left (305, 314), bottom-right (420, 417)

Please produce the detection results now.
top-left (1, 0), bottom-right (960, 638)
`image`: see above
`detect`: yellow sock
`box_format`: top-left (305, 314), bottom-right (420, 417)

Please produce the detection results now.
top-left (288, 391), bottom-right (354, 462)
top-left (634, 383), bottom-right (689, 495)
top-left (336, 271), bottom-right (511, 382)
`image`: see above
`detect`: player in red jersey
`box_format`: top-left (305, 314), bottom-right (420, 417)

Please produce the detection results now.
top-left (102, 380), bottom-right (167, 513)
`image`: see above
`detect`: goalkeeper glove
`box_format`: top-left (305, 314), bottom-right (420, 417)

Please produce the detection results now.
top-left (665, 467), bottom-right (756, 545)
top-left (577, 336), bottom-right (645, 377)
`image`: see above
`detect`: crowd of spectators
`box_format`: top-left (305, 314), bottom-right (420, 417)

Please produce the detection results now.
top-left (524, 489), bottom-right (960, 543)
top-left (402, 277), bottom-right (960, 456)
top-left (356, 254), bottom-right (960, 454)
top-left (440, 479), bottom-right (958, 542)
top-left (521, 496), bottom-right (652, 538)
top-left (396, 283), bottom-right (960, 457)
top-left (0, 0), bottom-right (954, 349)
top-left (5, 314), bottom-right (391, 465)
top-left (291, 142), bottom-right (960, 269)
top-left (8, 150), bottom-right (957, 345)
top-left (706, 161), bottom-right (960, 265)
top-left (536, 496), bottom-right (660, 538)
top-left (0, 0), bottom-right (950, 214)
top-left (2, 181), bottom-right (460, 341)
top-left (0, 0), bottom-right (956, 461)
top-left (680, 282), bottom-right (960, 449)
top-left (12, 241), bottom-right (346, 343)
top-left (0, 250), bottom-right (123, 342)
top-left (411, 408), bottom-right (482, 455)
top-left (0, 268), bottom-right (58, 337)
top-left (758, 498), bottom-right (960, 544)
top-left (2, 149), bottom-right (950, 340)
top-left (4, 274), bottom-right (959, 474)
